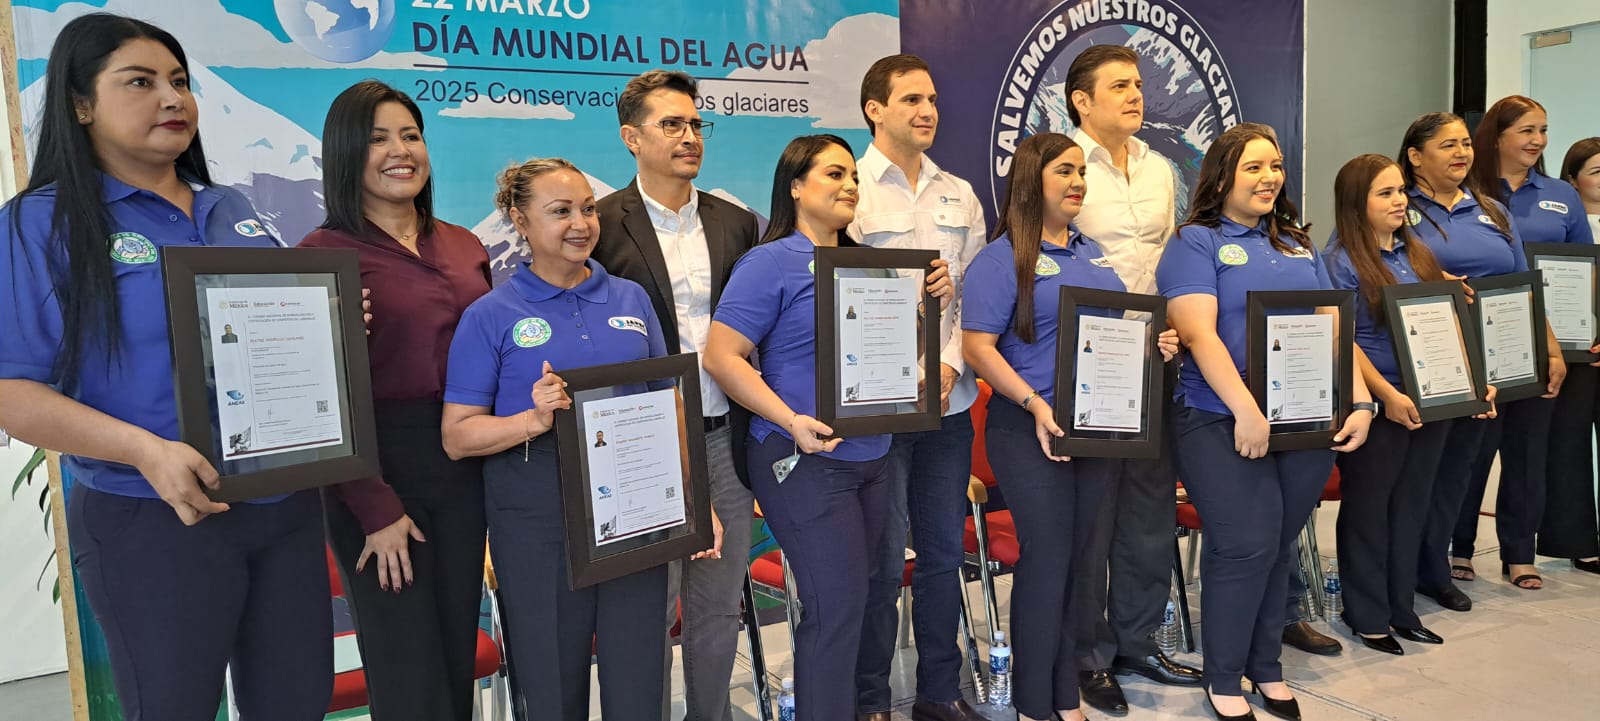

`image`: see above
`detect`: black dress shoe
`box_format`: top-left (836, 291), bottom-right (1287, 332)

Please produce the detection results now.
top-left (1249, 682), bottom-right (1301, 721)
top-left (1077, 669), bottom-right (1129, 715)
top-left (1392, 625), bottom-right (1444, 644)
top-left (910, 698), bottom-right (985, 721)
top-left (1205, 692), bottom-right (1257, 720)
top-left (1416, 583), bottom-right (1472, 611)
top-left (1281, 621), bottom-right (1342, 656)
top-left (1358, 633), bottom-right (1403, 655)
top-left (1113, 651), bottom-right (1203, 686)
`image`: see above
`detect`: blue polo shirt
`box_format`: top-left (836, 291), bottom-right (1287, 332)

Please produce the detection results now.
top-left (0, 176), bottom-right (284, 499)
top-left (1156, 218), bottom-right (1334, 415)
top-left (1502, 170), bottom-right (1594, 245)
top-left (444, 259), bottom-right (665, 416)
top-left (1323, 233), bottom-right (1422, 387)
top-left (1406, 188), bottom-right (1527, 277)
top-left (961, 231), bottom-right (1125, 406)
top-left (712, 232), bottom-right (890, 462)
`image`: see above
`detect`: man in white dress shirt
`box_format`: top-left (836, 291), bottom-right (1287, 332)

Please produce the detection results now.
top-left (849, 54), bottom-right (988, 721)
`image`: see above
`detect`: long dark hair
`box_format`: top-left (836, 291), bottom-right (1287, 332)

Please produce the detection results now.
top-left (1468, 95), bottom-right (1547, 204)
top-left (1560, 137), bottom-right (1600, 185)
top-left (1181, 122), bottom-right (1310, 253)
top-left (1332, 154), bottom-right (1444, 319)
top-left (8, 13), bottom-right (209, 381)
top-left (762, 134), bottom-right (854, 245)
top-left (319, 80), bottom-right (434, 237)
top-left (992, 132), bottom-right (1078, 344)
top-left (1396, 111), bottom-right (1514, 241)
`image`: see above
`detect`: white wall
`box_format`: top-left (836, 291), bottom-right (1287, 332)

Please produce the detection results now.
top-left (0, 442), bottom-right (69, 683)
top-left (1302, 0), bottom-right (1454, 243)
top-left (1486, 0), bottom-right (1600, 105)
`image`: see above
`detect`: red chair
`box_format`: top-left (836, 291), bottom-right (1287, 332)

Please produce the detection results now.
top-left (960, 381), bottom-right (1019, 702)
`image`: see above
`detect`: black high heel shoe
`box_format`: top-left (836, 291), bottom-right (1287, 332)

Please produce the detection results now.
top-left (1392, 625), bottom-right (1444, 644)
top-left (1249, 681), bottom-right (1301, 721)
top-left (1359, 633), bottom-right (1404, 655)
top-left (1206, 691), bottom-right (1257, 720)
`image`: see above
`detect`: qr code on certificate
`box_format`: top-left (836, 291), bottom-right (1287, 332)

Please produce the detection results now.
top-left (901, 366), bottom-right (910, 377)
top-left (665, 486), bottom-right (676, 500)
top-left (317, 400), bottom-right (329, 413)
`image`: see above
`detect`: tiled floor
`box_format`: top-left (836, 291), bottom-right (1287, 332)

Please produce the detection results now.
top-left (5, 507), bottom-right (1597, 721)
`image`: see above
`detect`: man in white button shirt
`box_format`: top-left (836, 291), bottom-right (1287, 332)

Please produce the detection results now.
top-left (1061, 45), bottom-right (1203, 715)
top-left (849, 54), bottom-right (987, 721)
top-left (592, 70), bottom-right (759, 721)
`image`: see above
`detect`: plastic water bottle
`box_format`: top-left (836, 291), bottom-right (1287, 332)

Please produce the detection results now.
top-left (1156, 600), bottom-right (1181, 656)
top-left (1323, 560), bottom-right (1343, 618)
top-left (988, 631), bottom-right (1012, 707)
top-left (777, 677), bottom-right (796, 721)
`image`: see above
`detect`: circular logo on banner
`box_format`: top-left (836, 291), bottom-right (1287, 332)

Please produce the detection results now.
top-left (274, 0), bottom-right (398, 63)
top-left (512, 317), bottom-right (552, 348)
top-left (1035, 255), bottom-right (1062, 276)
top-left (1217, 243), bottom-right (1249, 266)
top-left (988, 1), bottom-right (1241, 218)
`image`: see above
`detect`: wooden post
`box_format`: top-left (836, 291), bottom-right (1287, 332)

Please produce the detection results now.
top-left (47, 453), bottom-right (91, 721)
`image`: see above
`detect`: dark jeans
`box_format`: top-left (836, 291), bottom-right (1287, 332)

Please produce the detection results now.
top-left (1451, 397), bottom-right (1554, 564)
top-left (857, 410), bottom-right (974, 711)
top-left (1541, 363), bottom-right (1600, 559)
top-left (1171, 404), bottom-right (1334, 696)
top-left (69, 484), bottom-right (332, 721)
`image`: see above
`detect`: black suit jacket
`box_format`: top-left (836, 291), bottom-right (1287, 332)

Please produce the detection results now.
top-left (594, 179), bottom-right (760, 485)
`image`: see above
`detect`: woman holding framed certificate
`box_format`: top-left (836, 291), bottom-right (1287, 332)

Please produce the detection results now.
top-left (0, 15), bottom-right (333, 718)
top-left (1399, 111), bottom-right (1566, 599)
top-left (1157, 123), bottom-right (1373, 721)
top-left (961, 132), bottom-right (1178, 721)
top-left (442, 158), bottom-right (677, 721)
top-left (704, 134), bottom-right (892, 721)
top-left (1542, 138), bottom-right (1600, 574)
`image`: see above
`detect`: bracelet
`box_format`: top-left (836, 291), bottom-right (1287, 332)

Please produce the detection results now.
top-left (523, 409), bottom-right (536, 440)
top-left (1019, 391), bottom-right (1039, 410)
top-left (1351, 401), bottom-right (1378, 415)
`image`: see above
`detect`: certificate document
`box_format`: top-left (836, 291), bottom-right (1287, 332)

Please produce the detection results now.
top-left (1398, 299), bottom-right (1474, 399)
top-left (1264, 314), bottom-right (1335, 424)
top-left (1072, 316), bottom-right (1147, 432)
top-left (206, 286), bottom-right (344, 460)
top-left (1478, 290), bottom-right (1537, 384)
top-left (1537, 258), bottom-right (1595, 345)
top-left (837, 275), bottom-right (920, 406)
top-left (584, 388), bottom-right (688, 546)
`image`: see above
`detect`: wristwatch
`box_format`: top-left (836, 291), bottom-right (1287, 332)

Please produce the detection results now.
top-left (1351, 401), bottom-right (1378, 415)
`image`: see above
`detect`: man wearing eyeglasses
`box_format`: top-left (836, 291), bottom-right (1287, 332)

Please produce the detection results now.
top-left (594, 69), bottom-right (759, 721)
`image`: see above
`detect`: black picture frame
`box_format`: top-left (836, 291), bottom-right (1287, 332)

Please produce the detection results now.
top-left (1525, 242), bottom-right (1600, 363)
top-left (1465, 271), bottom-right (1549, 403)
top-left (552, 353), bottom-right (713, 589)
top-left (161, 246), bottom-right (380, 502)
top-left (1245, 290), bottom-right (1356, 451)
top-left (1380, 281), bottom-right (1493, 422)
top-left (814, 246), bottom-right (941, 437)
top-left (1050, 287), bottom-right (1166, 458)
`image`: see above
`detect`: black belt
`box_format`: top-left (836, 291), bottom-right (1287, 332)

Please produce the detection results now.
top-left (703, 414), bottom-right (730, 432)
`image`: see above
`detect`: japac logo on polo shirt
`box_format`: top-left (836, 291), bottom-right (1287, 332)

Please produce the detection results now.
top-left (108, 232), bottom-right (157, 264)
top-left (1035, 255), bottom-right (1061, 276)
top-left (1089, 257), bottom-right (1112, 268)
top-left (512, 317), bottom-right (552, 348)
top-left (234, 219), bottom-right (268, 237)
top-left (1282, 247), bottom-right (1314, 259)
top-left (608, 316), bottom-right (648, 335)
top-left (1539, 200), bottom-right (1570, 214)
top-left (1478, 214), bottom-right (1495, 225)
top-left (1406, 208), bottom-right (1423, 227)
top-left (1217, 243), bottom-right (1249, 266)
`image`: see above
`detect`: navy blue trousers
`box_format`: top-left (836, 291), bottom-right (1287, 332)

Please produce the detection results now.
top-left (984, 400), bottom-right (1111, 718)
top-left (1541, 364), bottom-right (1600, 559)
top-left (1171, 404), bottom-right (1333, 696)
top-left (748, 433), bottom-right (890, 721)
top-left (1419, 417), bottom-right (1492, 590)
top-left (1451, 397), bottom-right (1554, 564)
top-left (68, 484), bottom-right (332, 721)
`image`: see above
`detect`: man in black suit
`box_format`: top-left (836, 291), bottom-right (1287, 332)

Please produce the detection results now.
top-left (592, 69), bottom-right (759, 721)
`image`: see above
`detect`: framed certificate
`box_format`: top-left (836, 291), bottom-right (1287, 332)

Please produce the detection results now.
top-left (814, 246), bottom-right (941, 436)
top-left (552, 353), bottom-right (713, 589)
top-left (1050, 287), bottom-right (1166, 458)
top-left (1466, 272), bottom-right (1549, 403)
top-left (1381, 281), bottom-right (1493, 422)
top-left (162, 246), bottom-right (379, 502)
top-left (1525, 242), bottom-right (1600, 362)
top-left (1246, 290), bottom-right (1355, 451)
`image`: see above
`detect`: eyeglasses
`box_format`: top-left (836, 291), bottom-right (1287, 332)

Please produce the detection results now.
top-left (639, 118), bottom-right (714, 139)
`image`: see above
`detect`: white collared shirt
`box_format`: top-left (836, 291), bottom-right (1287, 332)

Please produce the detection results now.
top-left (639, 184), bottom-right (728, 417)
top-left (1589, 214), bottom-right (1600, 243)
top-left (1071, 129), bottom-right (1177, 296)
top-left (847, 144), bottom-right (987, 416)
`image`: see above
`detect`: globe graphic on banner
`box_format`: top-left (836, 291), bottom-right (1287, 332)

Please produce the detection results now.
top-left (274, 0), bottom-right (396, 63)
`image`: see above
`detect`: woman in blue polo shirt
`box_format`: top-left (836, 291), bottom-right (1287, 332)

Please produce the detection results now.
top-left (441, 158), bottom-right (681, 721)
top-left (1325, 154), bottom-right (1479, 655)
top-left (1157, 123), bottom-right (1373, 721)
top-left (1397, 112), bottom-right (1567, 602)
top-left (0, 14), bottom-right (332, 719)
top-left (961, 132), bottom-right (1176, 721)
top-left (703, 134), bottom-right (890, 721)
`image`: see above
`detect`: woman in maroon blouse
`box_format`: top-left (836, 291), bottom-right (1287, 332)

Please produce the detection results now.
top-left (300, 80), bottom-right (492, 721)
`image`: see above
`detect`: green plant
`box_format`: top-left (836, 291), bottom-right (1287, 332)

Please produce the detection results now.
top-left (10, 445), bottom-right (60, 603)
